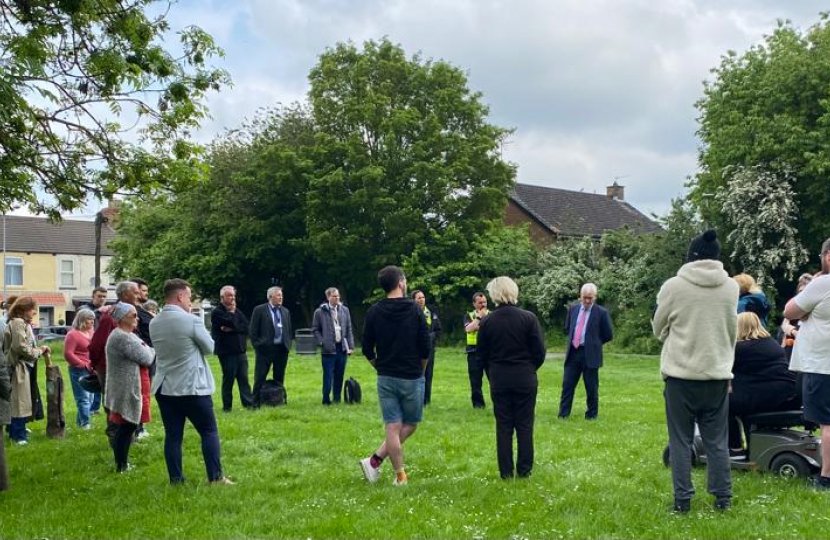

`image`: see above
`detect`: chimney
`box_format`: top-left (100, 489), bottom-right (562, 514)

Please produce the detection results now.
top-left (606, 181), bottom-right (624, 201)
top-left (100, 198), bottom-right (120, 229)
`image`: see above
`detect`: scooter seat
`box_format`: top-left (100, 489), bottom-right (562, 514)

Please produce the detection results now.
top-left (746, 410), bottom-right (806, 429)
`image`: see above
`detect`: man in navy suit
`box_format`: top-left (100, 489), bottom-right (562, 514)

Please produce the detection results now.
top-left (249, 286), bottom-right (293, 405)
top-left (558, 283), bottom-right (613, 420)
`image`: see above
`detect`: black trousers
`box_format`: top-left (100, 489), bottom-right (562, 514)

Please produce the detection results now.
top-left (218, 353), bottom-right (255, 411)
top-left (113, 421), bottom-right (138, 472)
top-left (253, 344), bottom-right (289, 404)
top-left (424, 345), bottom-right (436, 404)
top-left (491, 386), bottom-right (537, 478)
top-left (467, 350), bottom-right (487, 407)
top-left (558, 346), bottom-right (599, 419)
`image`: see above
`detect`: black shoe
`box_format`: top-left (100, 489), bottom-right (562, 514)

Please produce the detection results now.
top-left (473, 403), bottom-right (486, 409)
top-left (584, 415), bottom-right (597, 421)
top-left (812, 476), bottom-right (830, 490)
top-left (557, 414), bottom-right (569, 419)
top-left (517, 471), bottom-right (532, 479)
top-left (714, 497), bottom-right (731, 511)
top-left (222, 408), bottom-right (232, 413)
top-left (671, 499), bottom-right (691, 514)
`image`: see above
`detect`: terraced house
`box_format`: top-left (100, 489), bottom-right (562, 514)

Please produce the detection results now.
top-left (0, 212), bottom-right (117, 327)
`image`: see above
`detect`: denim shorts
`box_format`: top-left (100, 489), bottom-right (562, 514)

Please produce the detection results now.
top-left (377, 375), bottom-right (425, 424)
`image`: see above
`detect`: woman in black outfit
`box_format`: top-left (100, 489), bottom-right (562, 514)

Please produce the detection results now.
top-left (477, 276), bottom-right (546, 479)
top-left (729, 312), bottom-right (799, 453)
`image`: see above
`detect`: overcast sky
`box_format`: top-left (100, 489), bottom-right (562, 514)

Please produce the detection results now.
top-left (65, 0), bottom-right (826, 219)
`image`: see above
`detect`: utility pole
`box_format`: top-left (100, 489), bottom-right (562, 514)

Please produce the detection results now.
top-left (94, 211), bottom-right (108, 287)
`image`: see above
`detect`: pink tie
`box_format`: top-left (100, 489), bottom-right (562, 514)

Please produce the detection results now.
top-left (572, 309), bottom-right (587, 349)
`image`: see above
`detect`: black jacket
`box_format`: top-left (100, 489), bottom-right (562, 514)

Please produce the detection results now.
top-left (477, 304), bottom-right (546, 390)
top-left (136, 305), bottom-right (154, 347)
top-left (732, 337), bottom-right (797, 398)
top-left (362, 298), bottom-right (430, 380)
top-left (211, 303), bottom-right (250, 356)
top-left (249, 303), bottom-right (293, 350)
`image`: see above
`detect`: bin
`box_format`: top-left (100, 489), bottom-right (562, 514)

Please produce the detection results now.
top-left (295, 328), bottom-right (318, 355)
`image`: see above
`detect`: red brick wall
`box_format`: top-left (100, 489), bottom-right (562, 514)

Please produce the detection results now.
top-left (503, 200), bottom-right (555, 247)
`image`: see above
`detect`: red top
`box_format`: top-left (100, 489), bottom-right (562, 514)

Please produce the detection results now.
top-left (64, 328), bottom-right (93, 370)
top-left (89, 312), bottom-right (117, 374)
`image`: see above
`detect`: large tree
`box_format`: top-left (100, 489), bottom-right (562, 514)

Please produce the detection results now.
top-left (305, 38), bottom-right (515, 297)
top-left (694, 15), bottom-right (830, 256)
top-left (0, 0), bottom-right (229, 217)
top-left (108, 106), bottom-right (315, 314)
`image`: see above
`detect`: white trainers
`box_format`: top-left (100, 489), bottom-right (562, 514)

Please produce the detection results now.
top-left (360, 457), bottom-right (380, 483)
top-left (393, 478), bottom-right (408, 486)
top-left (14, 439), bottom-right (28, 446)
top-left (136, 429), bottom-right (150, 440)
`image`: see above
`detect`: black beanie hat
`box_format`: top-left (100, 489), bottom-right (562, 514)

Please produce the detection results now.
top-left (687, 229), bottom-right (720, 262)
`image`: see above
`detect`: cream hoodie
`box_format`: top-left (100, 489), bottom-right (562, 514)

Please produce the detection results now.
top-left (653, 260), bottom-right (739, 380)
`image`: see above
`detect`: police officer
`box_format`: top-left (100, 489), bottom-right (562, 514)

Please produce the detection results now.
top-left (464, 292), bottom-right (489, 408)
top-left (412, 290), bottom-right (441, 405)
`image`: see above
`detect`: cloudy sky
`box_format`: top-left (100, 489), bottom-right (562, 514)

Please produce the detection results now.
top-left (76, 0), bottom-right (827, 218)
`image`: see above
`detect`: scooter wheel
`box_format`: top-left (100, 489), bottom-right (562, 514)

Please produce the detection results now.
top-left (770, 453), bottom-right (811, 479)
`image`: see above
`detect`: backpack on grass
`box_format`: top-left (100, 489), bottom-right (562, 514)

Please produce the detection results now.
top-left (344, 377), bottom-right (361, 404)
top-left (260, 380), bottom-right (287, 406)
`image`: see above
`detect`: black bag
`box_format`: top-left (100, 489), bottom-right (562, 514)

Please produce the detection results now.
top-left (344, 377), bottom-right (361, 404)
top-left (260, 380), bottom-right (287, 407)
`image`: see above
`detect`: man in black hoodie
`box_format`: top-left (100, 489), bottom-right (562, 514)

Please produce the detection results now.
top-left (359, 266), bottom-right (430, 486)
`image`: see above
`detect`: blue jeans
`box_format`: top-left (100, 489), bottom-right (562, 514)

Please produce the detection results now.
top-left (68, 366), bottom-right (92, 427)
top-left (155, 391), bottom-right (223, 483)
top-left (321, 344), bottom-right (348, 404)
top-left (90, 390), bottom-right (101, 413)
top-left (377, 375), bottom-right (425, 424)
top-left (9, 417), bottom-right (27, 442)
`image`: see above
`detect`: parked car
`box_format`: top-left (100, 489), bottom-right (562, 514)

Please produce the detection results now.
top-left (35, 325), bottom-right (70, 342)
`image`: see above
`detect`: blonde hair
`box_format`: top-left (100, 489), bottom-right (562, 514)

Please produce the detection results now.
top-left (737, 312), bottom-right (770, 341)
top-left (733, 273), bottom-right (761, 295)
top-left (486, 276), bottom-right (519, 306)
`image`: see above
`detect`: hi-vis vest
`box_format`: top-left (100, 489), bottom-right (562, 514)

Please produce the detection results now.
top-left (466, 310), bottom-right (488, 346)
top-left (423, 306), bottom-right (432, 328)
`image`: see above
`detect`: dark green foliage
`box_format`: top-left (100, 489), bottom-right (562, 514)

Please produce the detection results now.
top-left (694, 14), bottom-right (830, 257)
top-left (112, 39), bottom-right (515, 325)
top-left (0, 0), bottom-right (230, 217)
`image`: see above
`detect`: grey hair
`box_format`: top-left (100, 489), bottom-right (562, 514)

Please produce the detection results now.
top-left (115, 281), bottom-right (137, 300)
top-left (143, 299), bottom-right (159, 314)
top-left (325, 287), bottom-right (339, 299)
top-left (220, 285), bottom-right (235, 296)
top-left (266, 286), bottom-right (282, 300)
top-left (111, 302), bottom-right (135, 322)
top-left (72, 308), bottom-right (96, 330)
top-left (580, 283), bottom-right (598, 297)
top-left (486, 276), bottom-right (519, 306)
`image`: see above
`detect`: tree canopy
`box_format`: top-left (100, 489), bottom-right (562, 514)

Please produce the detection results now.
top-left (0, 0), bottom-right (229, 217)
top-left (111, 38), bottom-right (517, 323)
top-left (694, 14), bottom-right (830, 256)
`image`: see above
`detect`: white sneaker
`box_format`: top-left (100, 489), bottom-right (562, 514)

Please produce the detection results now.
top-left (80, 424), bottom-right (92, 430)
top-left (136, 429), bottom-right (150, 440)
top-left (14, 439), bottom-right (28, 446)
top-left (360, 457), bottom-right (380, 483)
top-left (25, 428), bottom-right (32, 433)
top-left (393, 478), bottom-right (408, 486)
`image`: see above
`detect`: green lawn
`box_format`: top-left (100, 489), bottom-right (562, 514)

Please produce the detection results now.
top-left (2, 346), bottom-right (825, 539)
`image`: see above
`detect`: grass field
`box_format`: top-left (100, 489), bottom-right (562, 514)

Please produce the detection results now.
top-left (2, 345), bottom-right (826, 539)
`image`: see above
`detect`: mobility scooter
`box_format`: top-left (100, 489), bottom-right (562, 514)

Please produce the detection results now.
top-left (662, 410), bottom-right (822, 479)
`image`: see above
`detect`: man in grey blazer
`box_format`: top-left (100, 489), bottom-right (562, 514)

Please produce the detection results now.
top-left (249, 286), bottom-right (293, 405)
top-left (149, 278), bottom-right (232, 485)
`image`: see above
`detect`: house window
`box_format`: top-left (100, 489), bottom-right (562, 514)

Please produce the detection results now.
top-left (60, 260), bottom-right (75, 287)
top-left (4, 257), bottom-right (23, 286)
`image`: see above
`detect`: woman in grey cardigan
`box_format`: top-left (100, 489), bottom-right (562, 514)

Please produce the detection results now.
top-left (105, 302), bottom-right (155, 472)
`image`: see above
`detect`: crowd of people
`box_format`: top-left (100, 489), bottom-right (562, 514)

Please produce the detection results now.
top-left (1, 233), bottom-right (829, 512)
